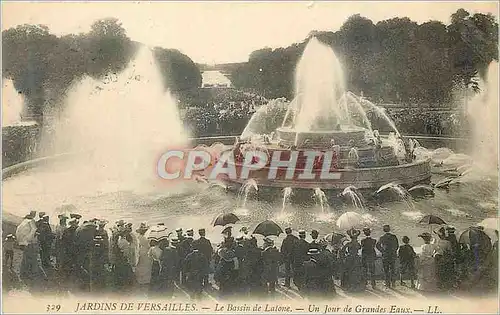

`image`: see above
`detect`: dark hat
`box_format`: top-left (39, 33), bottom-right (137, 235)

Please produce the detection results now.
top-left (221, 226), bottom-right (233, 234)
top-left (446, 225), bottom-right (456, 232)
top-left (116, 219), bottom-right (125, 226)
top-left (239, 226), bottom-right (248, 233)
top-left (67, 218), bottom-right (79, 225)
top-left (298, 229), bottom-right (306, 235)
top-left (263, 237), bottom-right (274, 245)
top-left (307, 248), bottom-right (320, 255)
top-left (175, 228), bottom-right (183, 233)
top-left (186, 229), bottom-right (194, 237)
top-left (285, 227), bottom-right (292, 234)
top-left (311, 229), bottom-right (319, 236)
top-left (198, 228), bottom-right (205, 233)
top-left (136, 222), bottom-right (149, 233)
top-left (347, 228), bottom-right (361, 238)
top-left (25, 210), bottom-right (36, 219)
top-left (42, 215), bottom-right (49, 221)
top-left (58, 214), bottom-right (68, 219)
top-left (434, 226), bottom-right (446, 237)
top-left (418, 232), bottom-right (432, 240)
top-left (402, 236), bottom-right (410, 243)
top-left (70, 213), bottom-right (82, 220)
top-left (383, 224), bottom-right (390, 232)
top-left (363, 227), bottom-right (371, 234)
top-left (38, 212), bottom-right (46, 218)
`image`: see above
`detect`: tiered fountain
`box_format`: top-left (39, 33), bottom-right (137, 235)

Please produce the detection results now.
top-left (215, 38), bottom-right (431, 193)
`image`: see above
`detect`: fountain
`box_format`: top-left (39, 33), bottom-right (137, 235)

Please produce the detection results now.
top-left (313, 188), bottom-right (330, 213)
top-left (235, 178), bottom-right (258, 214)
top-left (2, 80), bottom-right (24, 126)
top-left (281, 187), bottom-right (293, 213)
top-left (341, 186), bottom-right (365, 211)
top-left (216, 37), bottom-right (432, 193)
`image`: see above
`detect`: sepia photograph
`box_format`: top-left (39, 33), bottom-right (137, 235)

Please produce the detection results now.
top-left (1, 1), bottom-right (499, 314)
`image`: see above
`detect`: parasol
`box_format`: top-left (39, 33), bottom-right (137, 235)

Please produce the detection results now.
top-left (336, 212), bottom-right (366, 231)
top-left (252, 220), bottom-right (283, 237)
top-left (144, 224), bottom-right (171, 242)
top-left (418, 214), bottom-right (446, 233)
top-left (213, 213), bottom-right (240, 227)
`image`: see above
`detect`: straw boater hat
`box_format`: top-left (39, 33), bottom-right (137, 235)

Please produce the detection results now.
top-left (307, 248), bottom-right (320, 255)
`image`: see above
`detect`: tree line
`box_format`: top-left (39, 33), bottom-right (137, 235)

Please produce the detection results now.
top-left (2, 18), bottom-right (202, 122)
top-left (229, 9), bottom-right (498, 105)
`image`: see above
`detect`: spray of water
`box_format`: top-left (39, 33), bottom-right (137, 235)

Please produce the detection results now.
top-left (376, 182), bottom-right (414, 210)
top-left (44, 47), bottom-right (188, 192)
top-left (237, 178), bottom-right (258, 209)
top-left (341, 185), bottom-right (365, 211)
top-left (468, 62), bottom-right (499, 175)
top-left (281, 187), bottom-right (293, 213)
top-left (2, 79), bottom-right (24, 126)
top-left (291, 38), bottom-right (347, 132)
top-left (313, 187), bottom-right (330, 213)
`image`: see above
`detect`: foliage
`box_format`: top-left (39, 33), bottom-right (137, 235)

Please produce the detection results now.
top-left (2, 18), bottom-right (202, 121)
top-left (230, 9), bottom-right (498, 105)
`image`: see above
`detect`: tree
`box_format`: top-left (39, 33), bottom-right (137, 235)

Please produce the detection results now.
top-left (153, 47), bottom-right (202, 94)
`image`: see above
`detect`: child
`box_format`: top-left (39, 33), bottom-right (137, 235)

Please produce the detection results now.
top-left (398, 236), bottom-right (417, 288)
top-left (4, 234), bottom-right (16, 269)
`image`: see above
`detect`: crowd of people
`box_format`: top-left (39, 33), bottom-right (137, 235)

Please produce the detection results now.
top-left (4, 210), bottom-right (498, 300)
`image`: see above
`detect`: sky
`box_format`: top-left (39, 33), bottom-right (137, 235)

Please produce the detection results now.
top-left (2, 1), bottom-right (498, 64)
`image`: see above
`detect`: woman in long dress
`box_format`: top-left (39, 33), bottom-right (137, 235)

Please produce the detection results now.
top-left (340, 228), bottom-right (365, 292)
top-left (134, 223), bottom-right (152, 292)
top-left (416, 232), bottom-right (438, 292)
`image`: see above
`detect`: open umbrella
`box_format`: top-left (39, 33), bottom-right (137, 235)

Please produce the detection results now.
top-left (459, 227), bottom-right (492, 246)
top-left (144, 224), bottom-right (171, 242)
top-left (336, 212), bottom-right (365, 231)
top-left (324, 232), bottom-right (346, 246)
top-left (213, 213), bottom-right (240, 227)
top-left (418, 214), bottom-right (446, 233)
top-left (253, 220), bottom-right (283, 237)
top-left (477, 218), bottom-right (499, 231)
top-left (418, 214), bottom-right (446, 225)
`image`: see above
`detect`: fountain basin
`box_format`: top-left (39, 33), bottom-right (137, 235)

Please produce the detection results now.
top-left (219, 156), bottom-right (431, 190)
top-left (276, 126), bottom-right (367, 147)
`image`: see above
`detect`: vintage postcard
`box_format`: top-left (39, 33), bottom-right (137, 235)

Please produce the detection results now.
top-left (1, 1), bottom-right (499, 314)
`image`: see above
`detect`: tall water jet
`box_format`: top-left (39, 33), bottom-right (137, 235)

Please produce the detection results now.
top-left (237, 179), bottom-right (258, 209)
top-left (2, 79), bottom-right (24, 126)
top-left (468, 62), bottom-right (499, 175)
top-left (313, 188), bottom-right (330, 213)
top-left (341, 185), bottom-right (365, 211)
top-left (45, 47), bottom-right (188, 192)
top-left (281, 187), bottom-right (293, 213)
top-left (292, 38), bottom-right (347, 133)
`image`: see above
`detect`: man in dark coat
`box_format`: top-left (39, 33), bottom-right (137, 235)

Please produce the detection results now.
top-left (159, 239), bottom-right (179, 297)
top-left (184, 248), bottom-right (208, 299)
top-left (280, 227), bottom-right (297, 288)
top-left (376, 224), bottom-right (399, 287)
top-left (179, 229), bottom-right (195, 284)
top-left (241, 237), bottom-right (263, 295)
top-left (361, 227), bottom-right (377, 288)
top-left (60, 218), bottom-right (79, 290)
top-left (293, 230), bottom-right (310, 290)
top-left (37, 215), bottom-right (54, 268)
top-left (303, 248), bottom-right (323, 297)
top-left (192, 228), bottom-right (213, 288)
top-left (261, 238), bottom-right (281, 294)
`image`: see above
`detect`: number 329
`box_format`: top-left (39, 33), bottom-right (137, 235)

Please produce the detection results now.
top-left (46, 304), bottom-right (61, 312)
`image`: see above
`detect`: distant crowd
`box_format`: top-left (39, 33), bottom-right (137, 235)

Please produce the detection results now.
top-left (4, 210), bottom-right (498, 299)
